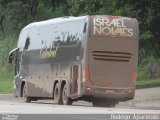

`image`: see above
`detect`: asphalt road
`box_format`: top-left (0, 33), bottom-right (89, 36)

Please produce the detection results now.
top-left (0, 87), bottom-right (160, 115)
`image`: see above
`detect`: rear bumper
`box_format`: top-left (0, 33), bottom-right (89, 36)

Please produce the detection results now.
top-left (81, 82), bottom-right (135, 101)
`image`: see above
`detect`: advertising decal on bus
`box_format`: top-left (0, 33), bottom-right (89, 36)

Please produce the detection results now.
top-left (93, 17), bottom-right (134, 37)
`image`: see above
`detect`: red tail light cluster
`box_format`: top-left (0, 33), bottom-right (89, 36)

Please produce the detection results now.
top-left (131, 71), bottom-right (136, 82)
top-left (83, 67), bottom-right (89, 78)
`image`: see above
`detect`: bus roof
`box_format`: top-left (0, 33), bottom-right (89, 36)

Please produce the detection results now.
top-left (22, 16), bottom-right (88, 31)
top-left (21, 15), bottom-right (138, 39)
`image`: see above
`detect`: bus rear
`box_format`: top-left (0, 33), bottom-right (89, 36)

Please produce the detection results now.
top-left (82, 15), bottom-right (139, 103)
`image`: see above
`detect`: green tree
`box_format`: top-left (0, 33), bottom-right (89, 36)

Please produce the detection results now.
top-left (129, 0), bottom-right (160, 58)
top-left (4, 1), bottom-right (29, 33)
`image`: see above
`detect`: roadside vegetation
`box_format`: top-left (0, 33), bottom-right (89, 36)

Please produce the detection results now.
top-left (0, 34), bottom-right (17, 93)
top-left (137, 64), bottom-right (160, 87)
top-left (0, 0), bottom-right (160, 93)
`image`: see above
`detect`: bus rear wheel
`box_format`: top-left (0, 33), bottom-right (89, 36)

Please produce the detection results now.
top-left (22, 84), bottom-right (31, 103)
top-left (62, 84), bottom-right (72, 105)
top-left (54, 83), bottom-right (63, 105)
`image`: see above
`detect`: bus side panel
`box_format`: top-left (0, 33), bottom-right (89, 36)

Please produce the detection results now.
top-left (27, 64), bottom-right (37, 96)
top-left (16, 17), bottom-right (87, 98)
top-left (43, 63), bottom-right (55, 97)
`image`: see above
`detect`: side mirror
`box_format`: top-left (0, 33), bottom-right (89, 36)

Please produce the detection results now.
top-left (9, 54), bottom-right (13, 64)
top-left (8, 48), bottom-right (19, 64)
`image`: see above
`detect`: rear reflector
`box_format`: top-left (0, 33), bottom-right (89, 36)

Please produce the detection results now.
top-left (86, 87), bottom-right (91, 92)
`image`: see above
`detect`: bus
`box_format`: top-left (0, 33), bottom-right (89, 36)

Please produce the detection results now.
top-left (9, 15), bottom-right (139, 107)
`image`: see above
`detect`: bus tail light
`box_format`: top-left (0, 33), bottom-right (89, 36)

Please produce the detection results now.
top-left (82, 67), bottom-right (92, 85)
top-left (131, 71), bottom-right (136, 82)
top-left (82, 67), bottom-right (89, 82)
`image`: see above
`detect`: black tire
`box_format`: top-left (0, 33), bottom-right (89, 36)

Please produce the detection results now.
top-left (62, 84), bottom-right (73, 105)
top-left (54, 83), bottom-right (63, 105)
top-left (23, 84), bottom-right (31, 103)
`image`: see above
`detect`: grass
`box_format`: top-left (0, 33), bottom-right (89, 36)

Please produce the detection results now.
top-left (0, 67), bottom-right (14, 93)
top-left (137, 78), bottom-right (160, 86)
top-left (0, 34), bottom-right (17, 93)
top-left (136, 63), bottom-right (160, 88)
